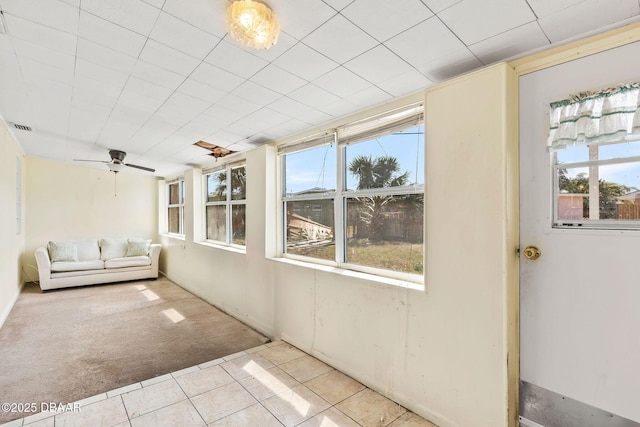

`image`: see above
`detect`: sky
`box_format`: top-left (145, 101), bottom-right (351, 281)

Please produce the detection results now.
top-left (284, 125), bottom-right (425, 195)
top-left (557, 140), bottom-right (640, 191)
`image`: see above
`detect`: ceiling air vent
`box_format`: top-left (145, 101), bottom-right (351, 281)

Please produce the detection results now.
top-left (11, 123), bottom-right (32, 132)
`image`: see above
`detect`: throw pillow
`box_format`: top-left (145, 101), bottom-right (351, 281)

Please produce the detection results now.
top-left (125, 238), bottom-right (151, 257)
top-left (47, 241), bottom-right (79, 262)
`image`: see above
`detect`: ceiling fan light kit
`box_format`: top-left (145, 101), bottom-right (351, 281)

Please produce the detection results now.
top-left (226, 0), bottom-right (280, 50)
top-left (74, 150), bottom-right (156, 173)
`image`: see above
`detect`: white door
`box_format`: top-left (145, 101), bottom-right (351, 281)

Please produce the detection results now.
top-left (519, 41), bottom-right (640, 427)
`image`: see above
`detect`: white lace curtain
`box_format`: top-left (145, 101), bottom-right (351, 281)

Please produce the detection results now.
top-left (548, 83), bottom-right (640, 150)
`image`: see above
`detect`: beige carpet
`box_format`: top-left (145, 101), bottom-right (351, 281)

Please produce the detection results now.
top-left (0, 277), bottom-right (269, 423)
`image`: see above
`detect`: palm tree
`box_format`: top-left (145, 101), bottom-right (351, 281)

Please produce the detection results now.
top-left (348, 155), bottom-right (414, 240)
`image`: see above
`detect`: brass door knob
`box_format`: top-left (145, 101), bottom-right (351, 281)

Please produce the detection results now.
top-left (523, 246), bottom-right (541, 260)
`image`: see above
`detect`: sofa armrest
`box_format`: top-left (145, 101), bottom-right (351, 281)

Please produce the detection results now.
top-left (34, 247), bottom-right (52, 290)
top-left (149, 244), bottom-right (161, 278)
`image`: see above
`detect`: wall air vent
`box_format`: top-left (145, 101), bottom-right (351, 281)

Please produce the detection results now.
top-left (11, 123), bottom-right (32, 132)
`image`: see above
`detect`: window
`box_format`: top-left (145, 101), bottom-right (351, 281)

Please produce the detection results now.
top-left (553, 140), bottom-right (640, 227)
top-left (549, 83), bottom-right (640, 229)
top-left (205, 165), bottom-right (246, 246)
top-left (281, 104), bottom-right (424, 280)
top-left (167, 179), bottom-right (184, 235)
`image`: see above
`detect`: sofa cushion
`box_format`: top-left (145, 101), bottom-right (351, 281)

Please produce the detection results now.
top-left (51, 260), bottom-right (104, 272)
top-left (47, 241), bottom-right (78, 262)
top-left (100, 238), bottom-right (128, 260)
top-left (105, 256), bottom-right (151, 269)
top-left (77, 239), bottom-right (100, 261)
top-left (125, 238), bottom-right (152, 257)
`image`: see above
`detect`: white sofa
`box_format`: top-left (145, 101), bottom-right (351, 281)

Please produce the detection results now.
top-left (35, 238), bottom-right (161, 291)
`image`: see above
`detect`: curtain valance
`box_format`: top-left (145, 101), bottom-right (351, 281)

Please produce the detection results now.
top-left (548, 83), bottom-right (640, 150)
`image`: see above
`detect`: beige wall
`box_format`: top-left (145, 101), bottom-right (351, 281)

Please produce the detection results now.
top-left (159, 64), bottom-right (519, 427)
top-left (0, 120), bottom-right (26, 327)
top-left (23, 158), bottom-right (159, 270)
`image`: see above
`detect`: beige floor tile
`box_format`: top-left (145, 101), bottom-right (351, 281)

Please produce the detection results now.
top-left (387, 412), bottom-right (437, 427)
top-left (279, 355), bottom-right (334, 383)
top-left (258, 342), bottom-right (307, 365)
top-left (239, 366), bottom-right (301, 401)
top-left (304, 370), bottom-right (366, 405)
top-left (297, 407), bottom-right (362, 427)
top-left (121, 379), bottom-right (187, 418)
top-left (55, 396), bottom-right (128, 427)
top-left (220, 353), bottom-right (275, 381)
top-left (175, 365), bottom-right (235, 397)
top-left (261, 384), bottom-right (331, 427)
top-left (336, 389), bottom-right (406, 427)
top-left (208, 403), bottom-right (284, 427)
top-left (190, 381), bottom-right (257, 424)
top-left (129, 400), bottom-right (204, 427)
top-left (22, 417), bottom-right (54, 427)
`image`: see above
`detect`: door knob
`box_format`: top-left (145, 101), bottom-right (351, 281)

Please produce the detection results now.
top-left (523, 246), bottom-right (541, 260)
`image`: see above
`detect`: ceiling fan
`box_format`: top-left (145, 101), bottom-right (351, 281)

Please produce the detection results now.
top-left (74, 150), bottom-right (155, 173)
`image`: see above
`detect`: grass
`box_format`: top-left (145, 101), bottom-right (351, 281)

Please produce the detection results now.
top-left (288, 240), bottom-right (424, 274)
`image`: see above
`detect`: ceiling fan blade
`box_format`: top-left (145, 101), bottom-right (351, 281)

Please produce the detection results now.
top-left (124, 163), bottom-right (155, 172)
top-left (73, 159), bottom-right (110, 164)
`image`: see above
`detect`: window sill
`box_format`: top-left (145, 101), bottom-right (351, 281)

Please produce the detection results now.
top-left (195, 240), bottom-right (246, 255)
top-left (160, 233), bottom-right (185, 241)
top-left (268, 257), bottom-right (424, 291)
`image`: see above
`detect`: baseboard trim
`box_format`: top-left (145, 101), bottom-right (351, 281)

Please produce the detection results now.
top-left (0, 280), bottom-right (25, 330)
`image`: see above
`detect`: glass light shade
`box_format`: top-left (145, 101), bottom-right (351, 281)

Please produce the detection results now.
top-left (108, 163), bottom-right (124, 173)
top-left (226, 0), bottom-right (280, 50)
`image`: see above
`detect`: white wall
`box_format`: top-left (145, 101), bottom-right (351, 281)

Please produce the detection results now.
top-left (0, 120), bottom-right (26, 328)
top-left (159, 64), bottom-right (519, 427)
top-left (23, 158), bottom-right (159, 271)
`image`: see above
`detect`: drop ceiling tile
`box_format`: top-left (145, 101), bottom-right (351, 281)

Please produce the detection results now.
top-left (162, 0), bottom-right (227, 37)
top-left (243, 108), bottom-right (292, 131)
top-left (205, 40), bottom-right (269, 79)
top-left (123, 76), bottom-right (175, 102)
top-left (322, 0), bottom-right (356, 11)
top-left (177, 78), bottom-right (227, 104)
top-left (384, 17), bottom-right (481, 79)
top-left (266, 118), bottom-right (314, 138)
top-left (149, 12), bottom-right (220, 59)
top-left (244, 32), bottom-right (298, 63)
top-left (469, 22), bottom-right (550, 64)
top-left (231, 81), bottom-right (282, 106)
top-left (3, 14), bottom-right (77, 56)
top-left (97, 119), bottom-right (142, 144)
top-left (538, 0), bottom-right (640, 43)
top-left (109, 103), bottom-right (153, 126)
top-left (420, 0), bottom-right (463, 13)
top-left (68, 109), bottom-right (109, 144)
top-left (131, 60), bottom-right (186, 91)
top-left (72, 75), bottom-right (122, 107)
top-left (216, 93), bottom-right (262, 116)
top-left (128, 119), bottom-right (182, 152)
top-left (82, 0), bottom-right (161, 35)
top-left (268, 97), bottom-right (332, 122)
top-left (268, 0), bottom-right (338, 40)
top-left (527, 0), bottom-right (587, 18)
top-left (139, 39), bottom-right (201, 76)
top-left (303, 14), bottom-right (379, 65)
top-left (376, 68), bottom-right (432, 96)
top-left (75, 58), bottom-right (130, 89)
top-left (141, 0), bottom-right (164, 7)
top-left (60, 0), bottom-right (80, 6)
top-left (344, 44), bottom-right (414, 85)
top-left (348, 85), bottom-right (393, 108)
top-left (342, 0), bottom-right (433, 42)
top-left (250, 65), bottom-right (308, 95)
top-left (78, 11), bottom-right (146, 57)
top-left (190, 62), bottom-right (244, 92)
top-left (196, 105), bottom-right (243, 128)
top-left (173, 122), bottom-right (213, 142)
top-left (438, 0), bottom-right (536, 45)
top-left (323, 98), bottom-right (360, 118)
top-left (312, 66), bottom-right (371, 98)
top-left (11, 38), bottom-right (75, 74)
top-left (117, 90), bottom-right (165, 114)
top-left (19, 56), bottom-right (74, 86)
top-left (76, 39), bottom-right (138, 74)
top-left (1, 0), bottom-right (79, 34)
top-left (272, 43), bottom-right (339, 81)
top-left (288, 83), bottom-right (341, 109)
top-left (160, 92), bottom-right (212, 122)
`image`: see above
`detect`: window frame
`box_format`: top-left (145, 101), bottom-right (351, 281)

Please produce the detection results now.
top-left (552, 137), bottom-right (640, 230)
top-left (203, 163), bottom-right (247, 248)
top-left (279, 104), bottom-right (425, 283)
top-left (167, 179), bottom-right (185, 236)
